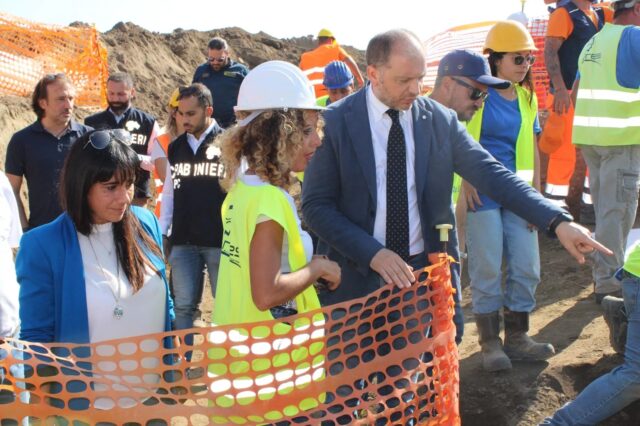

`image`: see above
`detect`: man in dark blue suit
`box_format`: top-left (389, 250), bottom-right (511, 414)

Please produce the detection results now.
top-left (302, 29), bottom-right (610, 344)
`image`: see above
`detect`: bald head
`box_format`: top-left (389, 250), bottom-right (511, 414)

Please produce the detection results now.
top-left (366, 29), bottom-right (425, 68)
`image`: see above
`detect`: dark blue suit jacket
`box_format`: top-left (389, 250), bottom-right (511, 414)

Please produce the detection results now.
top-left (302, 88), bottom-right (563, 339)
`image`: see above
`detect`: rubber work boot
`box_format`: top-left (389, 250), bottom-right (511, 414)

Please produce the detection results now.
top-left (475, 312), bottom-right (512, 372)
top-left (601, 295), bottom-right (627, 355)
top-left (503, 309), bottom-right (555, 361)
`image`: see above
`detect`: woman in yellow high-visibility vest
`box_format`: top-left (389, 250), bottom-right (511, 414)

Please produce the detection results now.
top-left (459, 21), bottom-right (554, 372)
top-left (210, 61), bottom-right (341, 424)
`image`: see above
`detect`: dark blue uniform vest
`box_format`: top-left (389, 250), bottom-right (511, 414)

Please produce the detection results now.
top-left (85, 107), bottom-right (156, 198)
top-left (555, 2), bottom-right (605, 90)
top-left (167, 126), bottom-right (225, 247)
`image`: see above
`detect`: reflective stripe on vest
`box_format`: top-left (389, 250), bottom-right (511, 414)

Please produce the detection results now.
top-left (451, 84), bottom-right (537, 202)
top-left (573, 24), bottom-right (640, 146)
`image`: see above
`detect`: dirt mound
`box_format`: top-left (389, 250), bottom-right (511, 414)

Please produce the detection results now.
top-left (0, 22), bottom-right (365, 168)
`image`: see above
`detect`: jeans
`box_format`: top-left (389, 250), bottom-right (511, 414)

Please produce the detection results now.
top-left (581, 145), bottom-right (640, 294)
top-left (466, 208), bottom-right (540, 314)
top-left (541, 276), bottom-right (640, 425)
top-left (169, 245), bottom-right (221, 330)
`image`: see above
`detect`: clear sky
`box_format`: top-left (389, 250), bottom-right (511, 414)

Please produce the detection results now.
top-left (0, 0), bottom-right (550, 49)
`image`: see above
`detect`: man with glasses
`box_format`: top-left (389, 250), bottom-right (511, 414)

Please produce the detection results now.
top-left (192, 37), bottom-right (249, 128)
top-left (85, 72), bottom-right (162, 208)
top-left (5, 73), bottom-right (92, 230)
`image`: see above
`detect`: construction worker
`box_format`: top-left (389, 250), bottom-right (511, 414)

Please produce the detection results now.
top-left (85, 72), bottom-right (161, 208)
top-left (316, 60), bottom-right (355, 107)
top-left (568, 0), bottom-right (640, 305)
top-left (299, 29), bottom-right (365, 98)
top-left (5, 73), bottom-right (92, 230)
top-left (456, 21), bottom-right (555, 372)
top-left (152, 88), bottom-right (183, 218)
top-left (192, 37), bottom-right (249, 129)
top-left (541, 8), bottom-right (640, 424)
top-left (541, 0), bottom-right (612, 222)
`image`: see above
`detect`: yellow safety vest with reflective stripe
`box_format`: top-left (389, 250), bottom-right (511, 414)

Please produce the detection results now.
top-left (210, 180), bottom-right (325, 419)
top-left (573, 23), bottom-right (640, 146)
top-left (624, 241), bottom-right (640, 278)
top-left (452, 84), bottom-right (537, 202)
top-left (316, 95), bottom-right (329, 107)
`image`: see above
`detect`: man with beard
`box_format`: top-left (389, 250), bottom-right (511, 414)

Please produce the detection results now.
top-left (192, 37), bottom-right (249, 128)
top-left (5, 73), bottom-right (91, 230)
top-left (159, 84), bottom-right (225, 332)
top-left (85, 72), bottom-right (163, 207)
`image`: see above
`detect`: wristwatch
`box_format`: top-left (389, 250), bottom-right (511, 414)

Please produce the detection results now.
top-left (547, 212), bottom-right (574, 237)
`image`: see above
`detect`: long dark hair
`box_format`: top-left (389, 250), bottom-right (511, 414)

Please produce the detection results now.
top-left (488, 51), bottom-right (535, 105)
top-left (59, 131), bottom-right (162, 291)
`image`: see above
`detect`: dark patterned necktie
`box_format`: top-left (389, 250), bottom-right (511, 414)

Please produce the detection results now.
top-left (386, 109), bottom-right (409, 261)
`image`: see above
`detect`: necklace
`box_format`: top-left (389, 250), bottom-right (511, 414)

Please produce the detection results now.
top-left (88, 236), bottom-right (124, 319)
top-left (91, 230), bottom-right (114, 255)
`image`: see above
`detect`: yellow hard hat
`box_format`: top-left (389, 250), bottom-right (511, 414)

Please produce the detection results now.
top-left (318, 28), bottom-right (334, 38)
top-left (168, 87), bottom-right (180, 108)
top-left (483, 20), bottom-right (538, 53)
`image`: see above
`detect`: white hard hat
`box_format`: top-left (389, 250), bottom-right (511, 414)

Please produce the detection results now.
top-left (235, 60), bottom-right (324, 126)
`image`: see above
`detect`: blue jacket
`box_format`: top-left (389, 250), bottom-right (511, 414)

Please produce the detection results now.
top-left (302, 88), bottom-right (564, 340)
top-left (17, 206), bottom-right (174, 343)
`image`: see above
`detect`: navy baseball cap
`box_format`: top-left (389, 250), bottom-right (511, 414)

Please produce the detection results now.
top-left (438, 49), bottom-right (511, 89)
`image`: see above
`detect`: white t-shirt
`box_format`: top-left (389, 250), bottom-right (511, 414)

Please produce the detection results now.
top-left (0, 173), bottom-right (22, 337)
top-left (77, 223), bottom-right (165, 409)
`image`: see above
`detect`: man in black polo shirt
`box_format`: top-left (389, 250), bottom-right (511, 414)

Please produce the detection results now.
top-left (159, 84), bottom-right (225, 330)
top-left (84, 72), bottom-right (162, 207)
top-left (192, 37), bottom-right (249, 129)
top-left (5, 73), bottom-right (92, 230)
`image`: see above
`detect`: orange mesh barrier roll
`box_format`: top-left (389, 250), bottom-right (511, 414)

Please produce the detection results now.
top-left (423, 16), bottom-right (551, 110)
top-left (0, 12), bottom-right (108, 108)
top-left (0, 256), bottom-right (459, 425)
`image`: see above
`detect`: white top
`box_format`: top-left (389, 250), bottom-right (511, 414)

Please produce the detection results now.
top-left (78, 222), bottom-right (165, 410)
top-left (0, 173), bottom-right (22, 337)
top-left (77, 223), bottom-right (166, 343)
top-left (159, 120), bottom-right (219, 234)
top-left (366, 85), bottom-right (424, 256)
top-left (241, 174), bottom-right (313, 270)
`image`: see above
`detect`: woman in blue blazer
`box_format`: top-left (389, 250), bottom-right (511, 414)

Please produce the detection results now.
top-left (17, 129), bottom-right (174, 344)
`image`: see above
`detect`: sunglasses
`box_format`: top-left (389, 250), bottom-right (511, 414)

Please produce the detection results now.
top-left (512, 55), bottom-right (536, 66)
top-left (84, 129), bottom-right (132, 150)
top-left (451, 77), bottom-right (488, 101)
top-left (207, 56), bottom-right (227, 63)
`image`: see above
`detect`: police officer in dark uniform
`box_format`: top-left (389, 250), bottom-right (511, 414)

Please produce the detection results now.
top-left (159, 83), bottom-right (225, 331)
top-left (192, 37), bottom-right (249, 129)
top-left (85, 72), bottom-right (160, 207)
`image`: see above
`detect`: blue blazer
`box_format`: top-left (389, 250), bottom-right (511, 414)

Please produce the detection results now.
top-left (17, 206), bottom-right (174, 344)
top-left (302, 89), bottom-right (563, 337)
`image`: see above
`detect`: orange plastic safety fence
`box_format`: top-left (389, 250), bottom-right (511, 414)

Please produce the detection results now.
top-left (0, 12), bottom-right (108, 108)
top-left (423, 16), bottom-right (551, 111)
top-left (0, 256), bottom-right (459, 425)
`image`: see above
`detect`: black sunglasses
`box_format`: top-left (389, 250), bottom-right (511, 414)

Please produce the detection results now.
top-left (451, 77), bottom-right (488, 101)
top-left (84, 129), bottom-right (132, 150)
top-left (513, 55), bottom-right (536, 66)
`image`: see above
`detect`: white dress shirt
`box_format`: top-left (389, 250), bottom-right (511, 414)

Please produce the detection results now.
top-left (366, 85), bottom-right (424, 256)
top-left (159, 120), bottom-right (219, 235)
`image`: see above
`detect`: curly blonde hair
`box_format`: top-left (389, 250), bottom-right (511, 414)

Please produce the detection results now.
top-left (219, 109), bottom-right (323, 191)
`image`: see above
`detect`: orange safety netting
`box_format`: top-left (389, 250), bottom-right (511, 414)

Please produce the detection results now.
top-left (423, 16), bottom-right (551, 110)
top-left (0, 256), bottom-right (459, 425)
top-left (0, 12), bottom-right (108, 108)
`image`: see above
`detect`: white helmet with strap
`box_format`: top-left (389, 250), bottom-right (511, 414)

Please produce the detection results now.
top-left (234, 60), bottom-right (324, 126)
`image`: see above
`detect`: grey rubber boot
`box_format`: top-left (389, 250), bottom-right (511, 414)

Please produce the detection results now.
top-left (475, 311), bottom-right (512, 372)
top-left (503, 309), bottom-right (555, 361)
top-left (601, 295), bottom-right (627, 355)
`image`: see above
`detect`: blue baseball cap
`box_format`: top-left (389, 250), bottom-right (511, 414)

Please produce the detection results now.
top-left (437, 49), bottom-right (511, 89)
